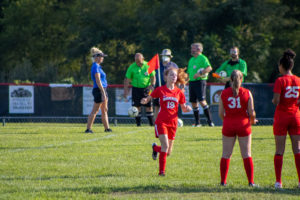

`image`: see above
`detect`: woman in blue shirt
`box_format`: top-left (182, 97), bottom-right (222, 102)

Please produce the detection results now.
top-left (85, 47), bottom-right (112, 133)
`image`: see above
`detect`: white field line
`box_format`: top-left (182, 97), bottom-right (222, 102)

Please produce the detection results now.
top-left (2, 128), bottom-right (151, 154)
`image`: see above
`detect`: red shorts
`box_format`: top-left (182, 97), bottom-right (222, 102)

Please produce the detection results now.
top-left (273, 115), bottom-right (300, 136)
top-left (155, 123), bottom-right (177, 140)
top-left (222, 119), bottom-right (251, 137)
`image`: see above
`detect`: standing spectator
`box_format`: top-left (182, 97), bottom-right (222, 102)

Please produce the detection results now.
top-left (153, 49), bottom-right (178, 120)
top-left (141, 67), bottom-right (192, 176)
top-left (218, 70), bottom-right (257, 187)
top-left (124, 53), bottom-right (156, 126)
top-left (215, 47), bottom-right (247, 88)
top-left (187, 43), bottom-right (214, 127)
top-left (272, 49), bottom-right (300, 189)
top-left (85, 47), bottom-right (112, 133)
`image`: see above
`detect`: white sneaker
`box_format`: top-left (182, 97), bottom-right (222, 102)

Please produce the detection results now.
top-left (275, 182), bottom-right (282, 189)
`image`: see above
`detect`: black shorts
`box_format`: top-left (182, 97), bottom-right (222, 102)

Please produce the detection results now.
top-left (132, 87), bottom-right (152, 107)
top-left (153, 98), bottom-right (160, 107)
top-left (92, 88), bottom-right (108, 103)
top-left (189, 80), bottom-right (207, 102)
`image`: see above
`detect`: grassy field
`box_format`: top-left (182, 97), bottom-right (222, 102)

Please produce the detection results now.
top-left (0, 123), bottom-right (300, 199)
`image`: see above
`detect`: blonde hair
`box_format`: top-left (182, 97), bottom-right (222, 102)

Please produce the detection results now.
top-left (230, 70), bottom-right (243, 96)
top-left (90, 47), bottom-right (102, 56)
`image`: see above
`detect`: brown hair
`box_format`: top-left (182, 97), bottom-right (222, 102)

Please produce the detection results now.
top-left (279, 49), bottom-right (296, 71)
top-left (230, 70), bottom-right (243, 96)
top-left (164, 67), bottom-right (189, 85)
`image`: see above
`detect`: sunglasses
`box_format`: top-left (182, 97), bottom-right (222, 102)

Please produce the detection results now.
top-left (93, 53), bottom-right (105, 57)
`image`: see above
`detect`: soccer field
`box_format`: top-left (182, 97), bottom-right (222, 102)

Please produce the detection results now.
top-left (0, 124), bottom-right (299, 199)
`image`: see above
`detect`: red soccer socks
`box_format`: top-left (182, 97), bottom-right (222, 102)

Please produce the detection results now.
top-left (220, 157), bottom-right (230, 184)
top-left (243, 157), bottom-right (254, 184)
top-left (294, 153), bottom-right (300, 183)
top-left (274, 154), bottom-right (283, 184)
top-left (154, 145), bottom-right (161, 153)
top-left (159, 152), bottom-right (167, 175)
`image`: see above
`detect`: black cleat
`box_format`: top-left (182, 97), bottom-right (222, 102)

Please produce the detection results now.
top-left (220, 182), bottom-right (227, 186)
top-left (104, 128), bottom-right (112, 132)
top-left (152, 143), bottom-right (158, 160)
top-left (85, 129), bottom-right (93, 133)
top-left (208, 121), bottom-right (215, 127)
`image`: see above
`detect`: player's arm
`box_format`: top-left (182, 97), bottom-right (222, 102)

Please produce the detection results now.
top-left (180, 103), bottom-right (192, 113)
top-left (272, 93), bottom-right (280, 106)
top-left (218, 97), bottom-right (224, 121)
top-left (141, 96), bottom-right (152, 104)
top-left (148, 75), bottom-right (156, 91)
top-left (95, 73), bottom-right (107, 101)
top-left (248, 91), bottom-right (257, 125)
top-left (124, 78), bottom-right (131, 98)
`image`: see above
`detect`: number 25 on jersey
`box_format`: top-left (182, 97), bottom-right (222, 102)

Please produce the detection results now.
top-left (285, 86), bottom-right (300, 98)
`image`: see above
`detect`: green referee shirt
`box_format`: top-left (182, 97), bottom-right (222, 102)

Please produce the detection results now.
top-left (215, 58), bottom-right (247, 81)
top-left (125, 61), bottom-right (155, 88)
top-left (187, 54), bottom-right (211, 81)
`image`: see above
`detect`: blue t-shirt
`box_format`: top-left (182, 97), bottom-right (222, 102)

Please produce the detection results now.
top-left (155, 61), bottom-right (178, 87)
top-left (91, 62), bottom-right (108, 88)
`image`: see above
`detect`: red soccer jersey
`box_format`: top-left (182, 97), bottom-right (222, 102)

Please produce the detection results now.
top-left (151, 85), bottom-right (185, 126)
top-left (221, 87), bottom-right (250, 120)
top-left (273, 75), bottom-right (300, 116)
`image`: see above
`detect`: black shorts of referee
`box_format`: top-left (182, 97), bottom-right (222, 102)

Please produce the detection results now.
top-left (189, 80), bottom-right (207, 102)
top-left (92, 87), bottom-right (108, 103)
top-left (132, 86), bottom-right (152, 107)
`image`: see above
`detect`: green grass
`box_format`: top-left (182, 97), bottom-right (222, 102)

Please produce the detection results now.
top-left (0, 123), bottom-right (300, 199)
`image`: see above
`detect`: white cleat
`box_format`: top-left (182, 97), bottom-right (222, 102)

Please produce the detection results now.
top-left (275, 182), bottom-right (282, 189)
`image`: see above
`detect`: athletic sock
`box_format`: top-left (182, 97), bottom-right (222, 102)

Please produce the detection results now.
top-left (154, 145), bottom-right (161, 153)
top-left (146, 112), bottom-right (154, 126)
top-left (220, 157), bottom-right (230, 184)
top-left (274, 154), bottom-right (283, 184)
top-left (159, 152), bottom-right (167, 175)
top-left (135, 114), bottom-right (141, 126)
top-left (243, 157), bottom-right (254, 184)
top-left (294, 153), bottom-right (300, 183)
top-left (203, 105), bottom-right (213, 123)
top-left (193, 107), bottom-right (200, 125)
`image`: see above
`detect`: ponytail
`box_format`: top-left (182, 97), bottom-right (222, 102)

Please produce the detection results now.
top-left (231, 70), bottom-right (243, 96)
top-left (163, 67), bottom-right (189, 86)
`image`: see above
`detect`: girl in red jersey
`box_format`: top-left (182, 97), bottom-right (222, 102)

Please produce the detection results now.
top-left (141, 67), bottom-right (192, 176)
top-left (218, 70), bottom-right (257, 186)
top-left (272, 49), bottom-right (300, 189)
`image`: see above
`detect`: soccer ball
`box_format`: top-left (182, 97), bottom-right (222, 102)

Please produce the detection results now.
top-left (128, 106), bottom-right (139, 117)
top-left (197, 68), bottom-right (208, 78)
top-left (177, 118), bottom-right (184, 127)
top-left (219, 71), bottom-right (227, 78)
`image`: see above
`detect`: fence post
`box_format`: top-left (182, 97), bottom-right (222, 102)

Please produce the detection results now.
top-left (2, 118), bottom-right (5, 126)
top-left (114, 118), bottom-right (117, 126)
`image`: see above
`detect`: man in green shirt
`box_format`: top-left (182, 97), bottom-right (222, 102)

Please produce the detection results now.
top-left (187, 43), bottom-right (214, 127)
top-left (215, 47), bottom-right (247, 88)
top-left (124, 53), bottom-right (156, 126)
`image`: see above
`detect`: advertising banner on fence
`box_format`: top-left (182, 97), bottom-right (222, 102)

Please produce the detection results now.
top-left (115, 88), bottom-right (132, 115)
top-left (82, 87), bottom-right (101, 115)
top-left (181, 87), bottom-right (203, 115)
top-left (9, 85), bottom-right (34, 113)
top-left (210, 85), bottom-right (224, 105)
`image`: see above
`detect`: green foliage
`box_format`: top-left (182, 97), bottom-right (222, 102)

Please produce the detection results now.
top-left (1, 124), bottom-right (300, 199)
top-left (0, 0), bottom-right (299, 83)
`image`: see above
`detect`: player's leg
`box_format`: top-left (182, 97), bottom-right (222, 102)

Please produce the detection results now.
top-left (198, 81), bottom-right (214, 126)
top-left (189, 82), bottom-right (201, 126)
top-left (220, 135), bottom-right (236, 185)
top-left (86, 102), bottom-right (101, 132)
top-left (167, 139), bottom-right (174, 156)
top-left (100, 99), bottom-right (111, 132)
top-left (274, 135), bottom-right (286, 187)
top-left (290, 134), bottom-right (300, 187)
top-left (132, 87), bottom-right (142, 126)
top-left (158, 134), bottom-right (169, 176)
top-left (239, 135), bottom-right (254, 185)
top-left (145, 106), bottom-right (154, 126)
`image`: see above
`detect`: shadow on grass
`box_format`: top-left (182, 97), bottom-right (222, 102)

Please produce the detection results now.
top-left (43, 184), bottom-right (300, 196)
top-left (0, 174), bottom-right (125, 181)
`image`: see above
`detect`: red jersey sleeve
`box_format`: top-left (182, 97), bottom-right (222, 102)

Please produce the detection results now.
top-left (178, 90), bottom-right (186, 104)
top-left (273, 78), bottom-right (281, 94)
top-left (150, 87), bottom-right (160, 98)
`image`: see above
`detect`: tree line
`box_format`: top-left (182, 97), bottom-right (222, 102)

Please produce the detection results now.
top-left (0, 0), bottom-right (299, 84)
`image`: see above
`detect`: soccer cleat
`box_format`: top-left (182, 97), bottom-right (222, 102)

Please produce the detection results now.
top-left (275, 182), bottom-right (282, 189)
top-left (249, 183), bottom-right (259, 187)
top-left (220, 182), bottom-right (227, 186)
top-left (298, 182), bottom-right (300, 189)
top-left (104, 128), bottom-right (112, 132)
top-left (208, 121), bottom-right (215, 127)
top-left (152, 143), bottom-right (158, 160)
top-left (158, 173), bottom-right (165, 176)
top-left (192, 124), bottom-right (202, 127)
top-left (85, 129), bottom-right (93, 133)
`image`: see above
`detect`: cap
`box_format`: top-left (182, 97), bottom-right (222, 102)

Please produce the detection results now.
top-left (160, 49), bottom-right (173, 57)
top-left (93, 50), bottom-right (107, 57)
